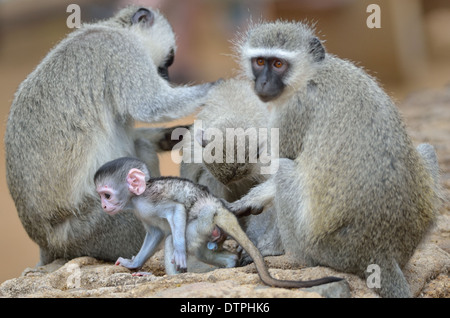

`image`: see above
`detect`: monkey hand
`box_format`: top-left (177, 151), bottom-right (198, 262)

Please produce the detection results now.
top-left (171, 250), bottom-right (187, 273)
top-left (228, 202), bottom-right (264, 218)
top-left (196, 78), bottom-right (225, 104)
top-left (115, 256), bottom-right (141, 270)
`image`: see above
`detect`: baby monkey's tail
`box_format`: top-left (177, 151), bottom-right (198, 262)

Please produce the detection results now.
top-left (213, 207), bottom-right (343, 288)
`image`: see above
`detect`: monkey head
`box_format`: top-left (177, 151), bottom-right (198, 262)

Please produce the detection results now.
top-left (112, 6), bottom-right (176, 81)
top-left (235, 21), bottom-right (325, 103)
top-left (94, 157), bottom-right (150, 215)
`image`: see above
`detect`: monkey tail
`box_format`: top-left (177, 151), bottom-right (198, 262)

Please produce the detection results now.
top-left (214, 207), bottom-right (343, 289)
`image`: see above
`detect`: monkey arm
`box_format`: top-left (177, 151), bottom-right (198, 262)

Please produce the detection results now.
top-left (115, 225), bottom-right (164, 270)
top-left (136, 83), bottom-right (214, 123)
top-left (229, 178), bottom-right (276, 217)
top-left (123, 62), bottom-right (214, 124)
top-left (109, 38), bottom-right (214, 124)
top-left (133, 126), bottom-right (191, 152)
top-left (165, 203), bottom-right (188, 271)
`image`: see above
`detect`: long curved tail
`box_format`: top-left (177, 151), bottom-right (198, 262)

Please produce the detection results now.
top-left (214, 207), bottom-right (343, 288)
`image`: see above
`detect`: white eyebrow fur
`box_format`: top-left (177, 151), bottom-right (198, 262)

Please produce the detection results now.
top-left (243, 47), bottom-right (298, 61)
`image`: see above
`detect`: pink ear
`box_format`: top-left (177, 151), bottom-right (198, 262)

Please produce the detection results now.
top-left (127, 168), bottom-right (147, 196)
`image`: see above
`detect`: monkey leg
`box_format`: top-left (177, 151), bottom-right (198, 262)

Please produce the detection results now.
top-left (116, 226), bottom-right (164, 270)
top-left (366, 258), bottom-right (411, 298)
top-left (164, 234), bottom-right (187, 275)
top-left (195, 245), bottom-right (238, 268)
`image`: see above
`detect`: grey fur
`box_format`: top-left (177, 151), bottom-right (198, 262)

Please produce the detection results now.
top-left (180, 79), bottom-right (284, 263)
top-left (5, 6), bottom-right (213, 265)
top-left (230, 21), bottom-right (443, 297)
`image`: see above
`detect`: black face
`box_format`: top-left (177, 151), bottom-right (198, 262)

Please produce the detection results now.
top-left (251, 57), bottom-right (288, 102)
top-left (158, 49), bottom-right (175, 81)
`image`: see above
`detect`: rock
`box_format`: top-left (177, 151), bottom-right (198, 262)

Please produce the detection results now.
top-left (300, 280), bottom-right (351, 298)
top-left (1, 235), bottom-right (448, 298)
top-left (404, 244), bottom-right (450, 297)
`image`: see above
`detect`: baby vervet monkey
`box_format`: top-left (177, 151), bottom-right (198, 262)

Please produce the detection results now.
top-left (94, 157), bottom-right (342, 288)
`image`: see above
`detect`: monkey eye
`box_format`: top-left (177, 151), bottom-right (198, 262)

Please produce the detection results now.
top-left (256, 58), bottom-right (265, 66)
top-left (104, 193), bottom-right (111, 200)
top-left (273, 59), bottom-right (284, 68)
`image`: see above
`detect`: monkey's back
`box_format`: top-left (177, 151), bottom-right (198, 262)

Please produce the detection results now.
top-left (278, 55), bottom-right (438, 267)
top-left (146, 176), bottom-right (213, 219)
top-left (4, 24), bottom-right (150, 249)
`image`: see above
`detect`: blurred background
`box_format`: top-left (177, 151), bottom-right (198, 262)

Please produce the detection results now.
top-left (1, 0), bottom-right (449, 284)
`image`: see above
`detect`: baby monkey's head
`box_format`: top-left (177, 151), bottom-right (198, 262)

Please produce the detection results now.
top-left (94, 157), bottom-right (150, 215)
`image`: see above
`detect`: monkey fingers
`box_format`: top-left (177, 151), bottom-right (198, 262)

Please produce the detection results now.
top-left (230, 205), bottom-right (264, 218)
top-left (171, 250), bottom-right (187, 272)
top-left (171, 258), bottom-right (187, 273)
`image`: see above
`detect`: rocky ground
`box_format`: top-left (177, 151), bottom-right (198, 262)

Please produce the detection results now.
top-left (1, 88), bottom-right (449, 298)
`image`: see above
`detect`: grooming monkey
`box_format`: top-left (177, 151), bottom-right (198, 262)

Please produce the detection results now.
top-left (180, 79), bottom-right (284, 262)
top-left (94, 157), bottom-right (342, 288)
top-left (5, 6), bottom-right (214, 265)
top-left (226, 21), bottom-right (443, 297)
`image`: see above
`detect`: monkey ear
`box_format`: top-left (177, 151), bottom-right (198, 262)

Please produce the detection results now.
top-left (132, 8), bottom-right (154, 26)
top-left (127, 168), bottom-right (147, 196)
top-left (309, 37), bottom-right (325, 62)
top-left (194, 129), bottom-right (209, 148)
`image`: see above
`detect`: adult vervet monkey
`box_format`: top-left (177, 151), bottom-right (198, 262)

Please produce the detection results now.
top-left (228, 20), bottom-right (443, 298)
top-left (5, 6), bottom-right (215, 265)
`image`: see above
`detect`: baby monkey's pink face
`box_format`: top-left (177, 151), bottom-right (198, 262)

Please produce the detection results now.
top-left (96, 184), bottom-right (123, 215)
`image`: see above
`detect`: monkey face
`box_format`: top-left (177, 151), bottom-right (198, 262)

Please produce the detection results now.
top-left (251, 57), bottom-right (288, 102)
top-left (96, 183), bottom-right (126, 215)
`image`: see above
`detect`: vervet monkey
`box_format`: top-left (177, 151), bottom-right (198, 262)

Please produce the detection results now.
top-left (5, 6), bottom-right (215, 265)
top-left (228, 21), bottom-right (443, 297)
top-left (94, 157), bottom-right (342, 288)
top-left (179, 79), bottom-right (284, 263)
